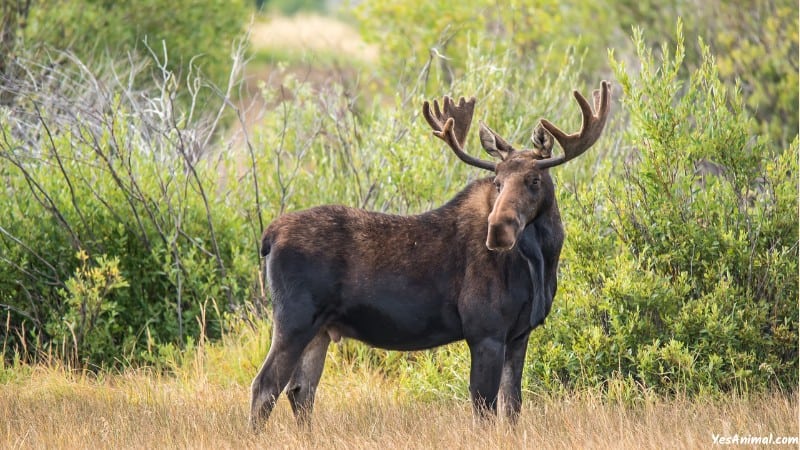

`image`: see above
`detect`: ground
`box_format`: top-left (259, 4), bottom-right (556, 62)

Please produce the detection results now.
top-left (2, 366), bottom-right (796, 449)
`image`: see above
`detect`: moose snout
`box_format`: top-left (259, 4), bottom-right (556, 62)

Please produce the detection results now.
top-left (486, 214), bottom-right (522, 251)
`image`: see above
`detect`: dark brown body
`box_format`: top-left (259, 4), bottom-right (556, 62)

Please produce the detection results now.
top-left (251, 175), bottom-right (563, 428)
top-left (264, 176), bottom-right (563, 349)
top-left (249, 82), bottom-right (610, 430)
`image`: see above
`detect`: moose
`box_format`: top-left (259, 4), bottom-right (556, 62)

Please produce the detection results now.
top-left (250, 81), bottom-right (612, 430)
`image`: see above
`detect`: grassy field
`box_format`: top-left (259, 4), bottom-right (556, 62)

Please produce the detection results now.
top-left (1, 362), bottom-right (796, 449)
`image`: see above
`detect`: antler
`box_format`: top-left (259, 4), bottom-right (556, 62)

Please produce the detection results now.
top-left (535, 80), bottom-right (612, 170)
top-left (423, 96), bottom-right (496, 172)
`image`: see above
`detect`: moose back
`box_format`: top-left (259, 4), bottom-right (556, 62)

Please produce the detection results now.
top-left (250, 81), bottom-right (612, 430)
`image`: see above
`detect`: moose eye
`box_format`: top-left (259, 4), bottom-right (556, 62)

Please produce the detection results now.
top-left (493, 179), bottom-right (502, 192)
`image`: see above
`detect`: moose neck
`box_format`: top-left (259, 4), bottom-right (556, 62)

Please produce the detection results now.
top-left (428, 177), bottom-right (496, 220)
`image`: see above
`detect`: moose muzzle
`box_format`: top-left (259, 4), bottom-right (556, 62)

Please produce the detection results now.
top-left (486, 212), bottom-right (522, 251)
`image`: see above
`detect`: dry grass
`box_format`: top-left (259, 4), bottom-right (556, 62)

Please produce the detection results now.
top-left (250, 14), bottom-right (377, 62)
top-left (1, 365), bottom-right (796, 449)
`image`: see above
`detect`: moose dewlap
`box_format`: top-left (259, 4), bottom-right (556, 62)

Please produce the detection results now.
top-left (250, 81), bottom-right (612, 431)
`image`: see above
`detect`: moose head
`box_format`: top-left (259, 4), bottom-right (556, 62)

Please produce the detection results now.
top-left (423, 80), bottom-right (611, 251)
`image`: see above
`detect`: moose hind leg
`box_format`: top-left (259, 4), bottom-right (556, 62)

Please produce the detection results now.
top-left (250, 325), bottom-right (317, 432)
top-left (467, 337), bottom-right (505, 421)
top-left (286, 331), bottom-right (330, 426)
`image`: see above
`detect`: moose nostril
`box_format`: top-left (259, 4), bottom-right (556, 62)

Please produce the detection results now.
top-left (486, 217), bottom-right (521, 251)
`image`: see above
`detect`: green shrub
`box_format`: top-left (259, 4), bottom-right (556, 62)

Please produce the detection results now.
top-left (524, 24), bottom-right (798, 397)
top-left (0, 50), bottom-right (254, 367)
top-left (21, 0), bottom-right (248, 90)
top-left (355, 0), bottom-right (797, 149)
top-left (354, 0), bottom-right (617, 96)
top-left (605, 0), bottom-right (798, 148)
top-left (46, 252), bottom-right (128, 365)
top-left (256, 0), bottom-right (326, 15)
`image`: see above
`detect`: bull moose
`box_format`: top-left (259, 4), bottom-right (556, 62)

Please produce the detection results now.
top-left (250, 81), bottom-right (612, 430)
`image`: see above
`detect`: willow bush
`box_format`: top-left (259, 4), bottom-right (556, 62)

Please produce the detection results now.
top-left (523, 26), bottom-right (797, 398)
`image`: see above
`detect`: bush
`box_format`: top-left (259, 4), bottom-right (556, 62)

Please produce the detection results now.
top-left (355, 0), bottom-right (797, 149)
top-left (354, 0), bottom-right (619, 94)
top-left (605, 0), bottom-right (798, 148)
top-left (20, 0), bottom-right (248, 90)
top-left (0, 49), bottom-right (255, 367)
top-left (46, 252), bottom-right (129, 364)
top-left (256, 0), bottom-right (326, 15)
top-left (523, 24), bottom-right (798, 397)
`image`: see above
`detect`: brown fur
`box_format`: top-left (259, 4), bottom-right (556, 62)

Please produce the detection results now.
top-left (250, 83), bottom-right (610, 431)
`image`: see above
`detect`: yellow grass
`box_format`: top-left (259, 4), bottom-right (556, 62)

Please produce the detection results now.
top-left (250, 14), bottom-right (377, 62)
top-left (1, 364), bottom-right (796, 449)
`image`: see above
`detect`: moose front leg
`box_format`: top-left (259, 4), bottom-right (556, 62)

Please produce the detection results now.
top-left (467, 337), bottom-right (505, 420)
top-left (498, 331), bottom-right (531, 423)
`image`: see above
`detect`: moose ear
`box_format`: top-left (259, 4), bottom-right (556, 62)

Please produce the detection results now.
top-left (479, 121), bottom-right (516, 161)
top-left (530, 122), bottom-right (554, 159)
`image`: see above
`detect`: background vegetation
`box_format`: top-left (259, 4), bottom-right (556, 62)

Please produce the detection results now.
top-left (0, 0), bottom-right (796, 408)
top-left (9, 0), bottom-right (249, 89)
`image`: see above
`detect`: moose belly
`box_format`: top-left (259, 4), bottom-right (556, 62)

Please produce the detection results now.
top-left (329, 281), bottom-right (463, 351)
